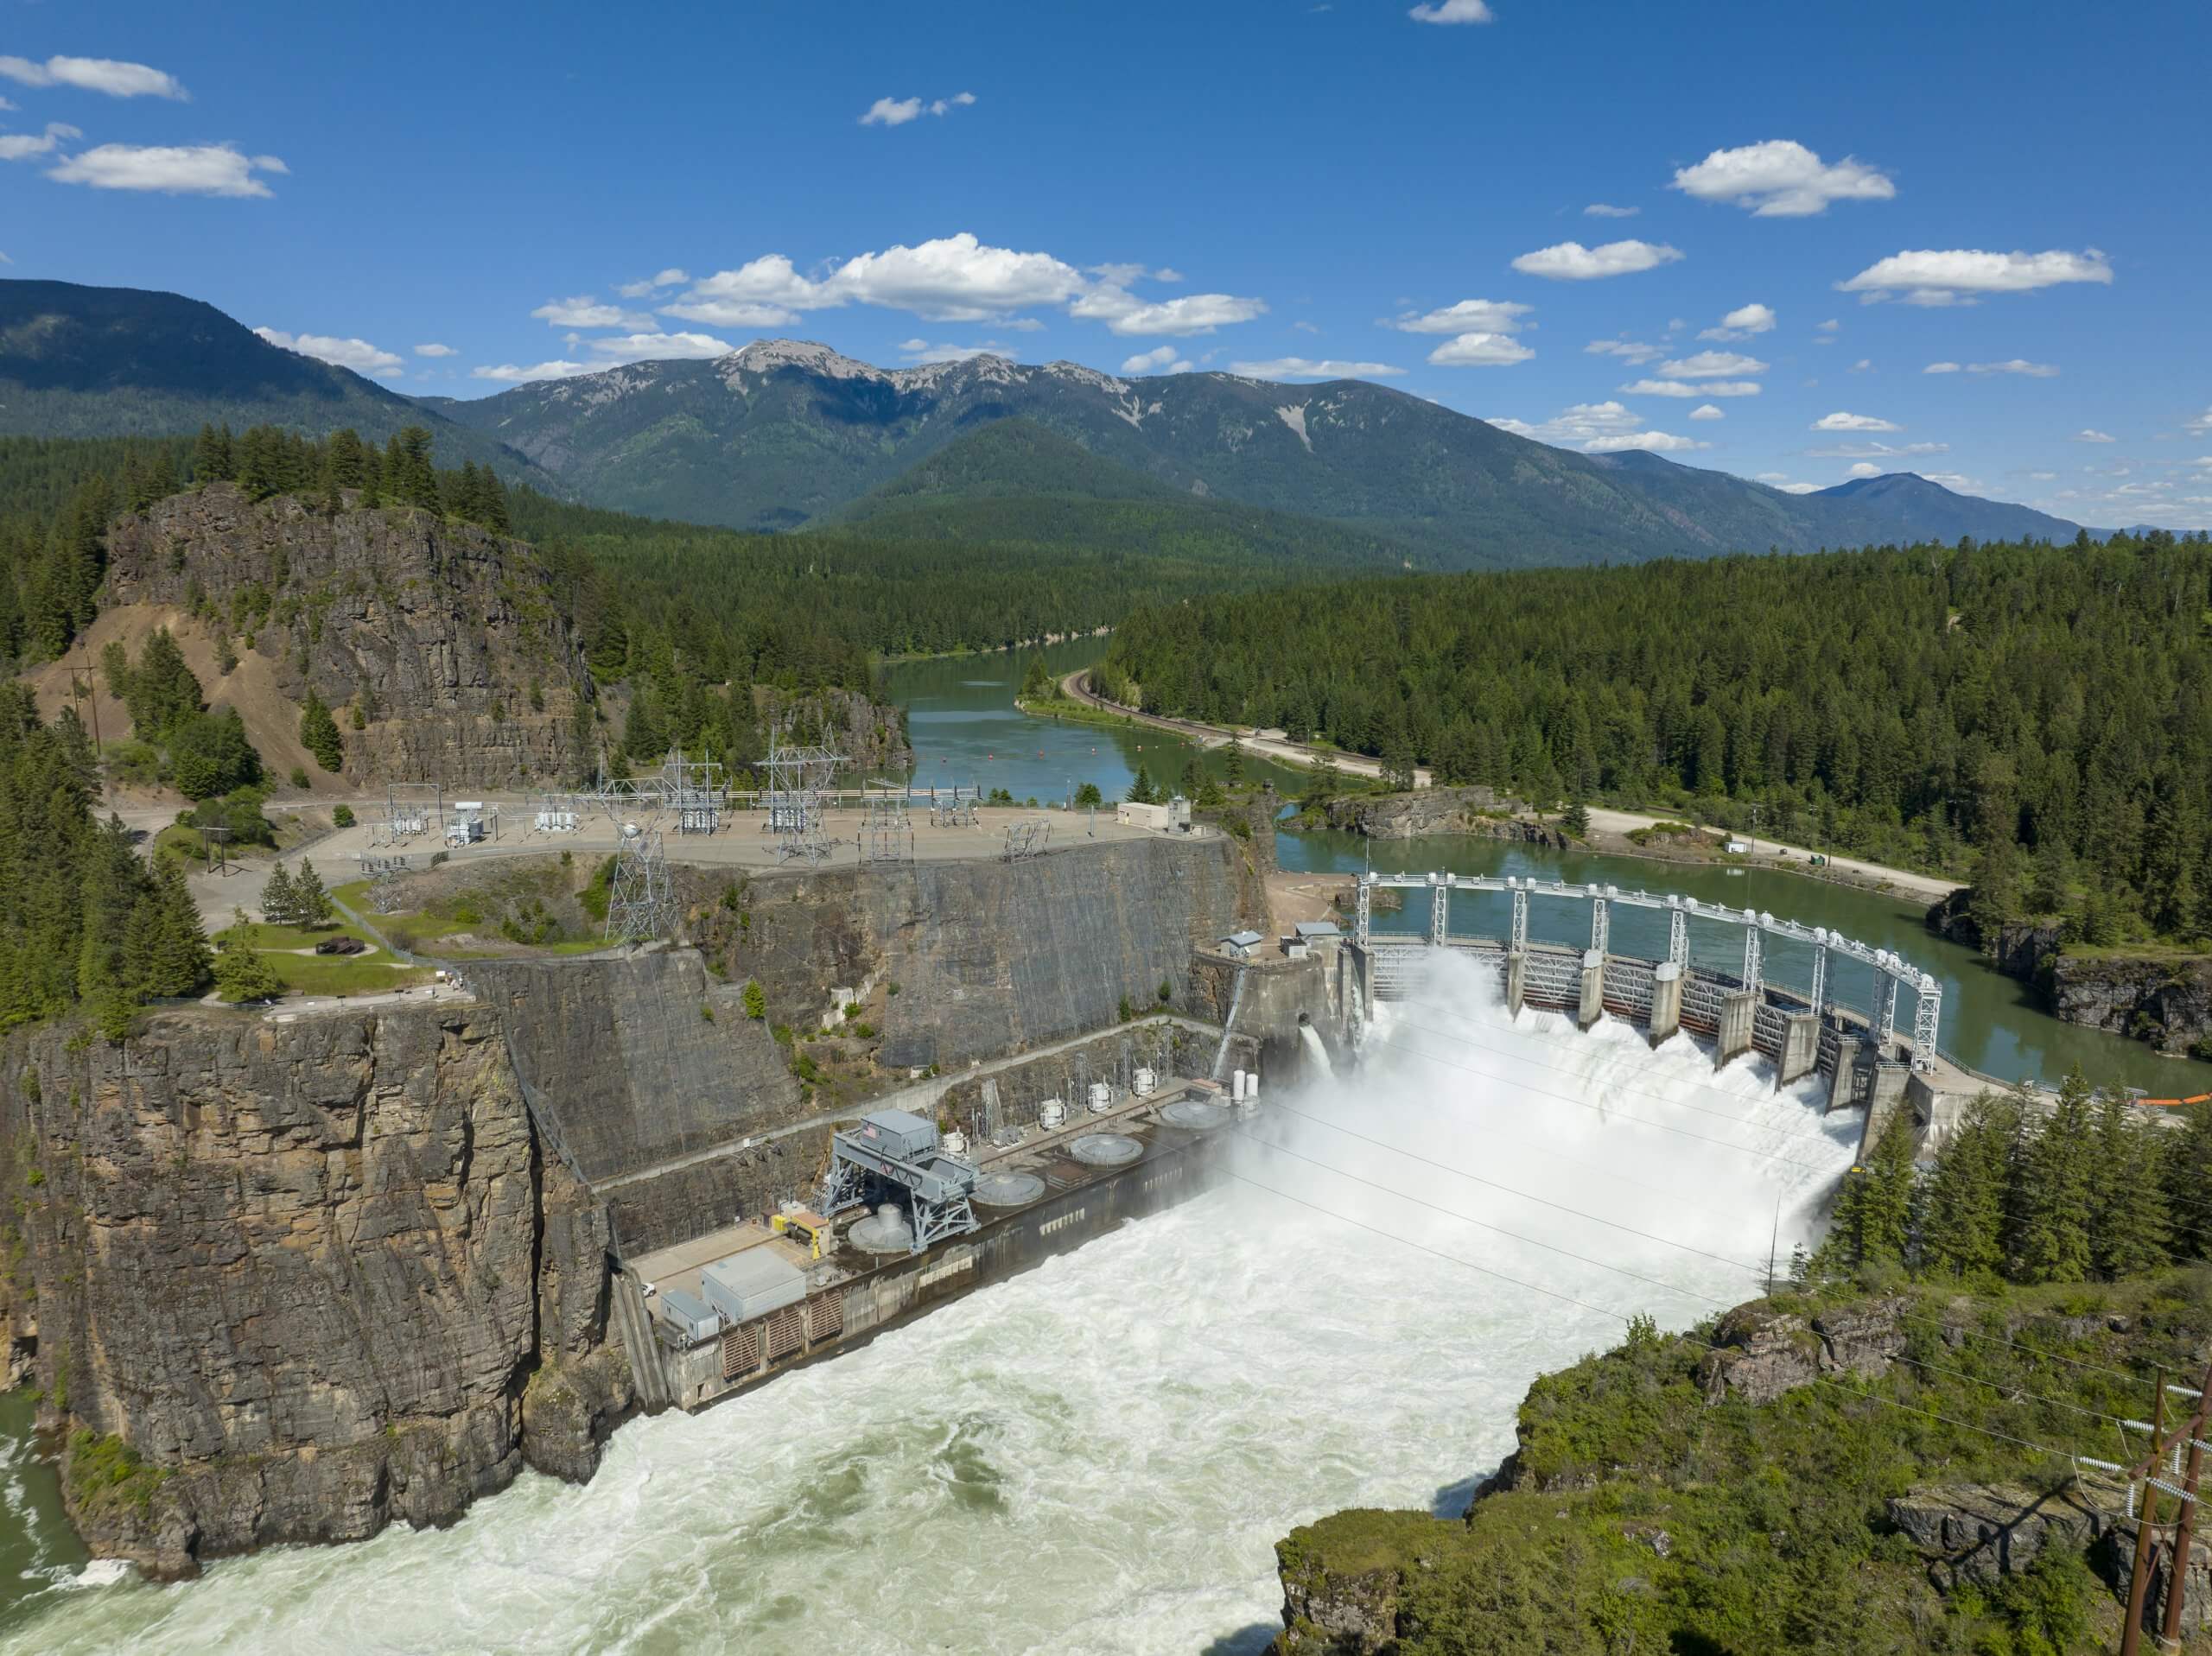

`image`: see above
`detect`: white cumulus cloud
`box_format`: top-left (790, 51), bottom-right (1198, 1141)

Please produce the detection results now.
top-left (1697, 301), bottom-right (1775, 341)
top-left (1653, 349), bottom-right (1768, 380)
top-left (1070, 287), bottom-right (1266, 336)
top-left (1510, 238), bottom-right (1681, 280)
top-left (861, 91), bottom-right (976, 126)
top-left (1621, 378), bottom-right (1760, 397)
top-left (2073, 428), bottom-right (2116, 443)
top-left (1847, 461), bottom-right (1881, 479)
top-left (414, 343), bottom-right (456, 358)
top-left (1427, 332), bottom-right (1534, 367)
top-left (1923, 361), bottom-right (1961, 374)
top-left (48, 142), bottom-right (285, 196)
top-left (252, 327), bottom-right (404, 378)
top-left (1122, 345), bottom-right (1193, 375)
top-left (531, 295), bottom-right (652, 329)
top-left (1386, 298), bottom-right (1531, 334)
top-left (585, 331), bottom-right (734, 363)
top-left (1688, 404), bottom-right (1724, 421)
top-left (617, 268), bottom-right (690, 298)
top-left (1838, 248), bottom-right (2113, 307)
top-left (1670, 139), bottom-right (1895, 217)
top-left (1586, 339), bottom-right (1662, 365)
top-left (1408, 0), bottom-right (1493, 22)
top-left (1486, 399), bottom-right (1705, 453)
top-left (1967, 358), bottom-right (2059, 378)
top-left (1228, 358), bottom-right (1404, 381)
top-left (0, 121), bottom-right (78, 161)
top-left (0, 54), bottom-right (187, 98)
top-left (471, 360), bottom-right (594, 383)
top-left (1583, 203), bottom-right (1638, 218)
top-left (1811, 411), bottom-right (1903, 432)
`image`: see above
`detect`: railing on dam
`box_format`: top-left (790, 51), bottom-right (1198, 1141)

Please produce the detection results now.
top-left (1351, 870), bottom-right (1943, 1075)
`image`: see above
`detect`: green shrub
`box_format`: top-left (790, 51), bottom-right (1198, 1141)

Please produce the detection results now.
top-left (332, 804), bottom-right (354, 828)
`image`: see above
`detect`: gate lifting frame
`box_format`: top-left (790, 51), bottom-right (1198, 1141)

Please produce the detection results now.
top-left (1352, 872), bottom-right (1944, 1071)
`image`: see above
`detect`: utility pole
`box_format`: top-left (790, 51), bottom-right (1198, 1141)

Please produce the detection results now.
top-left (2158, 1363), bottom-right (2211, 1647)
top-left (2121, 1374), bottom-right (2167, 1656)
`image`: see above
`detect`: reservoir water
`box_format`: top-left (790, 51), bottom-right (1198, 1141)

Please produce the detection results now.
top-left (2, 641), bottom-right (2201, 1643)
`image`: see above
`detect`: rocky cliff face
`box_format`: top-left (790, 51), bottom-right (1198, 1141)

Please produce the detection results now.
top-left (104, 483), bottom-right (594, 786)
top-left (1317, 785), bottom-right (1562, 847)
top-left (1927, 891), bottom-right (2212, 1058)
top-left (0, 1002), bottom-right (628, 1579)
top-left (2050, 953), bottom-right (2212, 1059)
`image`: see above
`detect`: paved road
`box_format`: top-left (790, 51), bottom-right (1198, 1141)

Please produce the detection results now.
top-left (1056, 669), bottom-right (1434, 786)
top-left (1056, 670), bottom-right (1958, 904)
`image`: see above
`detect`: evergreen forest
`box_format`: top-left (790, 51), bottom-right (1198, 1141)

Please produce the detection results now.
top-left (1097, 538), bottom-right (2212, 947)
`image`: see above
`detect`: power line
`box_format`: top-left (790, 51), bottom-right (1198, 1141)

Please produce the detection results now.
top-left (1220, 1165), bottom-right (2090, 1469)
top-left (1361, 1029), bottom-right (1846, 1172)
top-left (1257, 1099), bottom-right (1770, 1274)
top-left (1234, 1129), bottom-right (1737, 1306)
top-left (1395, 1015), bottom-right (1857, 1149)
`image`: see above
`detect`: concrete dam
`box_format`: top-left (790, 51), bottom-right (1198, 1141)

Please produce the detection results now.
top-left (0, 825), bottom-right (2021, 1615)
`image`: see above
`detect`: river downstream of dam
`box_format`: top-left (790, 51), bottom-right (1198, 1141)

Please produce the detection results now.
top-left (3, 644), bottom-right (2199, 1646)
top-left (1, 957), bottom-right (1855, 1653)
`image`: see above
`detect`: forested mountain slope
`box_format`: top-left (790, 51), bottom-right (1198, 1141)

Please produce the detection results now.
top-left (435, 337), bottom-right (2089, 562)
top-left (0, 280), bottom-right (553, 486)
top-left (1099, 534), bottom-right (2212, 947)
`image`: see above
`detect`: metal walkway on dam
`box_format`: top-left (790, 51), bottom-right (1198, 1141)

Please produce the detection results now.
top-left (1344, 872), bottom-right (1989, 1118)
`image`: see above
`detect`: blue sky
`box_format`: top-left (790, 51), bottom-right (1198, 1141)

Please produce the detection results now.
top-left (5, 0), bottom-right (2208, 527)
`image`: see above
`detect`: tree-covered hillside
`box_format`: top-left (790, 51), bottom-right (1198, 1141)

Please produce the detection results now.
top-left (1098, 536), bottom-right (2212, 945)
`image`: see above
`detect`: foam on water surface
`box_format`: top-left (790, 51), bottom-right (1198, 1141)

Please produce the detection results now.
top-left (1, 953), bottom-right (1856, 1656)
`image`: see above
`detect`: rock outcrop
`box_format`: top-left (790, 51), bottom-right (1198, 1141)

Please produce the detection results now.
top-left (1317, 785), bottom-right (1565, 847)
top-left (2049, 952), bottom-right (2212, 1059)
top-left (2, 1001), bottom-right (628, 1579)
top-left (102, 482), bottom-right (594, 786)
top-left (1887, 1481), bottom-right (2118, 1591)
top-left (1696, 1297), bottom-right (1909, 1404)
top-left (1926, 891), bottom-right (2212, 1057)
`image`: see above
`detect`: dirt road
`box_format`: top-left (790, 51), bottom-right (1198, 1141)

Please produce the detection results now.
top-left (1056, 669), bottom-right (1434, 786)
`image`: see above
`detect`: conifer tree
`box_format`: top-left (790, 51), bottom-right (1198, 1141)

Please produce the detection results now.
top-left (2012, 1065), bottom-right (2096, 1284)
top-left (1126, 764), bottom-right (1157, 805)
top-left (143, 859), bottom-right (211, 997)
top-left (300, 690), bottom-right (343, 773)
top-left (192, 422), bottom-right (234, 484)
top-left (1918, 1090), bottom-right (2014, 1279)
top-left (2170, 1100), bottom-right (2212, 1263)
top-left (290, 859), bottom-right (333, 927)
top-left (213, 915), bottom-right (283, 1003)
top-left (2090, 1085), bottom-right (2170, 1279)
top-left (260, 861), bottom-right (298, 926)
top-left (1819, 1107), bottom-right (1918, 1274)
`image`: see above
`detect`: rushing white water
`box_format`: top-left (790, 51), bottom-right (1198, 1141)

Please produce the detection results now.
top-left (2, 953), bottom-right (1859, 1654)
top-left (1298, 1024), bottom-right (1336, 1080)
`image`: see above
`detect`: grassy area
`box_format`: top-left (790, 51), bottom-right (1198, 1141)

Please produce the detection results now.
top-left (1014, 690), bottom-right (1141, 731)
top-left (1274, 1272), bottom-right (2212, 1654)
top-left (213, 916), bottom-right (430, 997)
top-left (2059, 941), bottom-right (2209, 964)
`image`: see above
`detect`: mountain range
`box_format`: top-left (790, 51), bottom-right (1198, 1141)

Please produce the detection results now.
top-left (426, 338), bottom-right (2089, 565)
top-left (0, 280), bottom-right (551, 486)
top-left (3, 279), bottom-right (2094, 567)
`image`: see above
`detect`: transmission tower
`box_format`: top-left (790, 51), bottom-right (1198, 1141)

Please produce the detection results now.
top-left (665, 746), bottom-right (726, 834)
top-left (861, 790), bottom-right (913, 864)
top-left (604, 825), bottom-right (673, 942)
top-left (763, 728), bottom-right (845, 864)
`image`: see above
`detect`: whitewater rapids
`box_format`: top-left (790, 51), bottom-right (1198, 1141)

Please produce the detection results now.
top-left (3, 952), bottom-right (1860, 1654)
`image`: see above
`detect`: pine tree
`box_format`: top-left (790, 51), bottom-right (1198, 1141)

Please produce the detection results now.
top-left (1918, 1090), bottom-right (2014, 1279)
top-left (2012, 1065), bottom-right (2096, 1284)
top-left (143, 859), bottom-right (211, 997)
top-left (191, 422), bottom-right (234, 485)
top-left (213, 916), bottom-right (283, 1003)
top-left (1126, 764), bottom-right (1157, 805)
top-left (260, 860), bottom-right (298, 926)
top-left (1562, 800), bottom-right (1592, 839)
top-left (476, 467), bottom-right (510, 533)
top-left (2170, 1100), bottom-right (2212, 1263)
top-left (1224, 737), bottom-right (1246, 784)
top-left (290, 859), bottom-right (333, 927)
top-left (300, 690), bottom-right (343, 772)
top-left (1824, 1107), bottom-right (1918, 1272)
top-left (2090, 1086), bottom-right (2170, 1279)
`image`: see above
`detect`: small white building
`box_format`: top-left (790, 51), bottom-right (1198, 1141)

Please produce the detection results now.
top-left (1282, 919), bottom-right (1344, 960)
top-left (1116, 796), bottom-right (1194, 833)
top-left (1221, 930), bottom-right (1264, 961)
